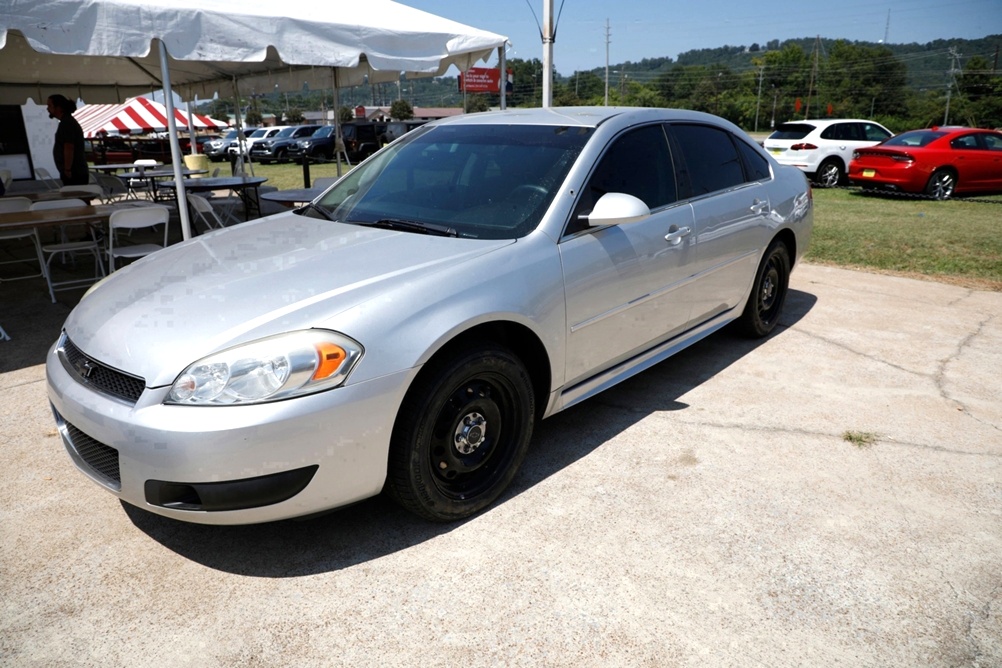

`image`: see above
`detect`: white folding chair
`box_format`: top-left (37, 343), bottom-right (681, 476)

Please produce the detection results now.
top-left (107, 205), bottom-right (171, 271)
top-left (32, 198), bottom-right (106, 302)
top-left (34, 167), bottom-right (60, 190)
top-left (127, 159), bottom-right (159, 199)
top-left (94, 173), bottom-right (131, 203)
top-left (0, 197), bottom-right (49, 289)
top-left (187, 194), bottom-right (227, 232)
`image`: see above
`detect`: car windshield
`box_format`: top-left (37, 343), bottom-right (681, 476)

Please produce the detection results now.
top-left (769, 123), bottom-right (816, 140)
top-left (249, 128), bottom-right (269, 138)
top-left (883, 130), bottom-right (946, 148)
top-left (275, 127), bottom-right (297, 138)
top-left (311, 123), bottom-right (592, 240)
top-left (312, 126), bottom-right (335, 138)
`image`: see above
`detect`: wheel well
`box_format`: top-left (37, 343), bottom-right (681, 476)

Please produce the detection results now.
top-left (421, 321), bottom-right (551, 421)
top-left (819, 156), bottom-right (844, 171)
top-left (773, 228), bottom-right (797, 267)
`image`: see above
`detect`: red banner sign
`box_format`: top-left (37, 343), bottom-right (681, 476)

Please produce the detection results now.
top-left (459, 68), bottom-right (501, 94)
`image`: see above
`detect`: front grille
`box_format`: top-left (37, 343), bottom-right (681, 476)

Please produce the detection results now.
top-left (63, 419), bottom-right (121, 490)
top-left (60, 335), bottom-right (146, 404)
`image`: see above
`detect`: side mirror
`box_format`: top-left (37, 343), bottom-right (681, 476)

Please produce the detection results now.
top-left (585, 192), bottom-right (651, 227)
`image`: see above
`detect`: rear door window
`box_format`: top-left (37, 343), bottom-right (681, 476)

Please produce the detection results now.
top-left (669, 124), bottom-right (745, 196)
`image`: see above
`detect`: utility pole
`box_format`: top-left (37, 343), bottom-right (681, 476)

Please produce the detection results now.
top-left (604, 19), bottom-right (611, 106)
top-left (804, 36), bottom-right (820, 119)
top-left (542, 0), bottom-right (554, 108)
top-left (754, 64), bottom-right (765, 132)
top-left (944, 47), bottom-right (963, 125)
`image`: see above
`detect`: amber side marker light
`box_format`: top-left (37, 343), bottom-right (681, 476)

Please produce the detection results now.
top-left (314, 343), bottom-right (347, 380)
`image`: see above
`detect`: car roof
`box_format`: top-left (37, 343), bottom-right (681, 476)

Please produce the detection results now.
top-left (426, 106), bottom-right (737, 130)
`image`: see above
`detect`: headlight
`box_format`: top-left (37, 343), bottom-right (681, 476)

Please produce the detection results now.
top-left (167, 330), bottom-right (363, 406)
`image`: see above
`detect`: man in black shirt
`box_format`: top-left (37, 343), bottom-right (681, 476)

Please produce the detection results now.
top-left (46, 94), bottom-right (89, 186)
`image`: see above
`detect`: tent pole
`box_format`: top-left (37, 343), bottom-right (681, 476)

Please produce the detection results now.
top-left (333, 68), bottom-right (342, 178)
top-left (186, 91), bottom-right (197, 155)
top-left (158, 40), bottom-right (193, 241)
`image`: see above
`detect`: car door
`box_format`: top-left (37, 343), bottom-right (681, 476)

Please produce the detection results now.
top-left (560, 124), bottom-right (697, 386)
top-left (667, 123), bottom-right (774, 324)
top-left (977, 133), bottom-right (1002, 189)
top-left (956, 133), bottom-right (1002, 188)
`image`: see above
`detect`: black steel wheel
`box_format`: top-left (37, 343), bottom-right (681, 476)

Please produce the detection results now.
top-left (386, 343), bottom-right (534, 521)
top-left (925, 169), bottom-right (956, 200)
top-left (736, 240), bottom-right (791, 338)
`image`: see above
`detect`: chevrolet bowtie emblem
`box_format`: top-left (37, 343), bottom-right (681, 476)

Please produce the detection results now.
top-left (74, 358), bottom-right (96, 379)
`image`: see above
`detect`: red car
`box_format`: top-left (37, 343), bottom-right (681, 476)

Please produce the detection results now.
top-left (848, 126), bottom-right (1002, 199)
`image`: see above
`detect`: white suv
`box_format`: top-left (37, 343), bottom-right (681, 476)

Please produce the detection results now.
top-left (228, 126), bottom-right (289, 159)
top-left (763, 119), bottom-right (892, 187)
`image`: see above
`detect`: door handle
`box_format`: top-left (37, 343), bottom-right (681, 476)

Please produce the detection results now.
top-left (664, 225), bottom-right (691, 246)
top-left (750, 199), bottom-right (769, 215)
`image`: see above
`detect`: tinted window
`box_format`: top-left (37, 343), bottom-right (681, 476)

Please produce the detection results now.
top-left (982, 133), bottom-right (1002, 151)
top-left (951, 134), bottom-right (979, 150)
top-left (320, 124), bottom-right (592, 240)
top-left (769, 123), bottom-right (816, 140)
top-left (820, 123), bottom-right (850, 140)
top-left (885, 131), bottom-right (945, 148)
top-left (670, 124), bottom-right (745, 195)
top-left (735, 139), bottom-right (771, 182)
top-left (861, 123), bottom-right (891, 142)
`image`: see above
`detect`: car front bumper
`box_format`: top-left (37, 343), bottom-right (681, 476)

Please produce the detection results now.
top-left (46, 340), bottom-right (418, 525)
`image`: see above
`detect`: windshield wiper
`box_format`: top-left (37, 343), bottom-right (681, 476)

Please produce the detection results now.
top-left (296, 201), bottom-right (335, 221)
top-left (360, 218), bottom-right (458, 237)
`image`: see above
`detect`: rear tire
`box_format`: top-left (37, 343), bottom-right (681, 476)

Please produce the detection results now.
top-left (736, 240), bottom-right (790, 338)
top-left (814, 159), bottom-right (843, 188)
top-left (386, 343), bottom-right (534, 522)
top-left (925, 169), bottom-right (956, 200)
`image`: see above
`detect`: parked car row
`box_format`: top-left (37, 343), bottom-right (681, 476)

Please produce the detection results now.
top-left (86, 134), bottom-right (220, 163)
top-left (765, 118), bottom-right (1002, 199)
top-left (204, 127), bottom-right (257, 162)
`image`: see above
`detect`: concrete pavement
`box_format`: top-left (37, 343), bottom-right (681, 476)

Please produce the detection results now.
top-left (1, 263), bottom-right (1000, 667)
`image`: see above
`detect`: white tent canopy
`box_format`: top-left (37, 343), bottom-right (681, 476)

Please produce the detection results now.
top-left (1, 0), bottom-right (507, 239)
top-left (0, 0), bottom-right (508, 104)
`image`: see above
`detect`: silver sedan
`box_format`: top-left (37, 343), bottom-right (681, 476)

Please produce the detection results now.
top-left (47, 107), bottom-right (813, 524)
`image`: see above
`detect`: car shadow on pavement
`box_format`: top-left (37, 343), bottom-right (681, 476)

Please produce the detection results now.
top-left (122, 289), bottom-right (817, 576)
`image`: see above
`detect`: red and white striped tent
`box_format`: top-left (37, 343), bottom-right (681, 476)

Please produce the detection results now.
top-left (74, 96), bottom-right (229, 137)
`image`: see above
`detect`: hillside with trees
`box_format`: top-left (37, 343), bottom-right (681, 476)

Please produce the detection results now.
top-left (204, 35), bottom-right (1001, 132)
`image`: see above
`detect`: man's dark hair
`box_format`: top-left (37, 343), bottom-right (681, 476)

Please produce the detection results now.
top-left (48, 94), bottom-right (77, 114)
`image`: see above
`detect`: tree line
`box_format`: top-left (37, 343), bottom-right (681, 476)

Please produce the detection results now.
top-left (204, 36), bottom-right (1001, 133)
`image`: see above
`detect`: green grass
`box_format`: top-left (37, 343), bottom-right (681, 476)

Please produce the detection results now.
top-left (225, 159), bottom-right (353, 191)
top-left (843, 430), bottom-right (878, 448)
top-left (807, 188), bottom-right (1002, 291)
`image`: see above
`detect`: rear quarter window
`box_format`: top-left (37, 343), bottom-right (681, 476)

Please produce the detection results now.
top-left (735, 139), bottom-right (771, 182)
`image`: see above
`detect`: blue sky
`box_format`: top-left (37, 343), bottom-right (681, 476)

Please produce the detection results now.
top-left (406, 0), bottom-right (1002, 74)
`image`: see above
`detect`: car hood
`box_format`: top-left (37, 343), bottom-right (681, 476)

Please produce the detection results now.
top-left (66, 212), bottom-right (513, 387)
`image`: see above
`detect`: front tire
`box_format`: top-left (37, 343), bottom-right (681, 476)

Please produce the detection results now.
top-left (736, 240), bottom-right (791, 338)
top-left (925, 169), bottom-right (956, 200)
top-left (386, 343), bottom-right (535, 522)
